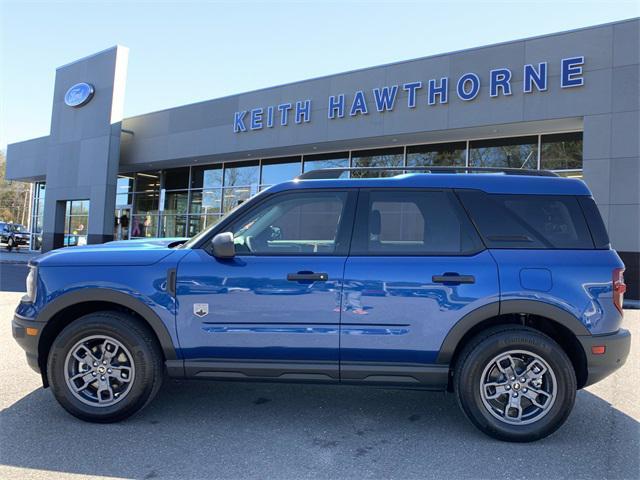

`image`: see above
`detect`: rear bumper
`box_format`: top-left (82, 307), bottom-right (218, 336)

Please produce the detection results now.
top-left (12, 314), bottom-right (42, 374)
top-left (578, 329), bottom-right (631, 387)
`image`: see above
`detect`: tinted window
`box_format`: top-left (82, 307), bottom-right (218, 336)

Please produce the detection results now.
top-left (457, 190), bottom-right (594, 249)
top-left (228, 191), bottom-right (350, 255)
top-left (352, 190), bottom-right (483, 255)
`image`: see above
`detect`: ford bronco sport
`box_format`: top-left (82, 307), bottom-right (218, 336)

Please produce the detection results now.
top-left (12, 167), bottom-right (631, 442)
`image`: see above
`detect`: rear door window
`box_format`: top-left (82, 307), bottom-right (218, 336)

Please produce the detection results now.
top-left (351, 189), bottom-right (483, 255)
top-left (457, 190), bottom-right (594, 249)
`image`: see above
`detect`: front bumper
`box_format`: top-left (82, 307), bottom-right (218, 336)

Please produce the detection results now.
top-left (578, 328), bottom-right (631, 387)
top-left (12, 313), bottom-right (42, 374)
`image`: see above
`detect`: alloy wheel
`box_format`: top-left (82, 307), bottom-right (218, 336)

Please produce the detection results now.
top-left (479, 349), bottom-right (557, 425)
top-left (64, 335), bottom-right (136, 407)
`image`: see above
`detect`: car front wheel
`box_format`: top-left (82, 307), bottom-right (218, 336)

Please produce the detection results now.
top-left (455, 326), bottom-right (576, 442)
top-left (47, 311), bottom-right (164, 422)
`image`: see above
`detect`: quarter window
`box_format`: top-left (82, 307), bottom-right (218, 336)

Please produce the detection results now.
top-left (457, 190), bottom-right (595, 249)
top-left (352, 190), bottom-right (483, 255)
top-left (228, 191), bottom-right (350, 255)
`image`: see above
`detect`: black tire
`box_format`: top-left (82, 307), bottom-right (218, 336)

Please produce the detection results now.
top-left (454, 325), bottom-right (576, 442)
top-left (47, 311), bottom-right (164, 423)
top-left (7, 238), bottom-right (14, 251)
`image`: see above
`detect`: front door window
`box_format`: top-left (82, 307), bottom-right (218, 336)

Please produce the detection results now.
top-left (228, 191), bottom-right (350, 255)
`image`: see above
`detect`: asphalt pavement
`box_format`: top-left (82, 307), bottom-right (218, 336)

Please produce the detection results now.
top-left (0, 247), bottom-right (34, 293)
top-left (0, 290), bottom-right (638, 480)
top-left (0, 264), bottom-right (28, 292)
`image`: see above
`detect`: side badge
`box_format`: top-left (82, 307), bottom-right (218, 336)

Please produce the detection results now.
top-left (193, 303), bottom-right (209, 318)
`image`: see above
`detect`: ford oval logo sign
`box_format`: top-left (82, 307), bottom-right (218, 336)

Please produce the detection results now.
top-left (64, 82), bottom-right (95, 108)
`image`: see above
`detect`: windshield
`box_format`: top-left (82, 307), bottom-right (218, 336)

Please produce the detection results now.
top-left (11, 225), bottom-right (26, 232)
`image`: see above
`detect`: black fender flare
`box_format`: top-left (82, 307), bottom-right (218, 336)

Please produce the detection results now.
top-left (37, 288), bottom-right (178, 361)
top-left (436, 300), bottom-right (590, 364)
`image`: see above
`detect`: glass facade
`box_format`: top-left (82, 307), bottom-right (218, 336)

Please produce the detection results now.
top-left (303, 152), bottom-right (350, 175)
top-left (116, 176), bottom-right (133, 207)
top-left (540, 132), bottom-right (583, 175)
top-left (469, 136), bottom-right (538, 169)
top-left (28, 131), bottom-right (584, 248)
top-left (30, 182), bottom-right (45, 250)
top-left (406, 142), bottom-right (467, 168)
top-left (351, 147), bottom-right (404, 177)
top-left (260, 156), bottom-right (301, 187)
top-left (64, 200), bottom-right (89, 247)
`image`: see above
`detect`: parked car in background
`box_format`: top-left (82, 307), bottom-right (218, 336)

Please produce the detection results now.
top-left (1, 222), bottom-right (29, 250)
top-left (12, 167), bottom-right (631, 442)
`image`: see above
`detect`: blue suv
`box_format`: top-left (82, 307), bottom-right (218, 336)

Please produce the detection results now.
top-left (12, 167), bottom-right (631, 442)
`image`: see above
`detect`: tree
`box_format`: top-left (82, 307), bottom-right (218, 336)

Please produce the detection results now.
top-left (0, 150), bottom-right (32, 225)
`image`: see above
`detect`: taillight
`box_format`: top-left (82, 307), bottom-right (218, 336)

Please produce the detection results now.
top-left (613, 268), bottom-right (626, 315)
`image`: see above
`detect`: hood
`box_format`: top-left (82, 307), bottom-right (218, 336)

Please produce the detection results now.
top-left (105, 237), bottom-right (188, 248)
top-left (32, 238), bottom-right (187, 267)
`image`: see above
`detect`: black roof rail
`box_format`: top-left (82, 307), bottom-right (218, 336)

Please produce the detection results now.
top-left (296, 166), bottom-right (559, 180)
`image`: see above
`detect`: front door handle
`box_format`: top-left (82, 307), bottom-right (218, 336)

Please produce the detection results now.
top-left (287, 272), bottom-right (328, 282)
top-left (432, 273), bottom-right (476, 284)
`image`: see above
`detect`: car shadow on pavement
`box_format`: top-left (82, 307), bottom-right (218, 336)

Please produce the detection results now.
top-left (1, 379), bottom-right (638, 479)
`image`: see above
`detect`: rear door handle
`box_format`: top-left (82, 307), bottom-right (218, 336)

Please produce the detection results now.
top-left (432, 274), bottom-right (476, 284)
top-left (287, 272), bottom-right (328, 282)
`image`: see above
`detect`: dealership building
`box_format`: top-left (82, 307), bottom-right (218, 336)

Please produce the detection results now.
top-left (5, 18), bottom-right (639, 300)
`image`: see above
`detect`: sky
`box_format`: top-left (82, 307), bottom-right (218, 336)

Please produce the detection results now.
top-left (0, 0), bottom-right (638, 150)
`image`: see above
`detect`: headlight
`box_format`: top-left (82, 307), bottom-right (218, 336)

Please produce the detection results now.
top-left (25, 266), bottom-right (38, 303)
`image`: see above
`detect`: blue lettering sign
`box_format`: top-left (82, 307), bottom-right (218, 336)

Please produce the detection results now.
top-left (373, 85), bottom-right (398, 112)
top-left (428, 77), bottom-right (448, 105)
top-left (457, 73), bottom-right (480, 101)
top-left (250, 108), bottom-right (263, 130)
top-left (266, 106), bottom-right (275, 127)
top-left (350, 90), bottom-right (368, 116)
top-left (403, 81), bottom-right (422, 108)
top-left (232, 55), bottom-right (584, 133)
top-left (490, 69), bottom-right (512, 97)
top-left (561, 56), bottom-right (584, 88)
top-left (295, 100), bottom-right (311, 123)
top-left (524, 62), bottom-right (548, 93)
top-left (328, 94), bottom-right (345, 119)
top-left (233, 111), bottom-right (247, 133)
top-left (278, 103), bottom-right (292, 126)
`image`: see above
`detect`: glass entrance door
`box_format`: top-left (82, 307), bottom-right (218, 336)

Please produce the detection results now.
top-left (114, 207), bottom-right (132, 241)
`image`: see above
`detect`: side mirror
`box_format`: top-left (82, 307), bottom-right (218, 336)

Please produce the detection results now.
top-left (212, 232), bottom-right (235, 259)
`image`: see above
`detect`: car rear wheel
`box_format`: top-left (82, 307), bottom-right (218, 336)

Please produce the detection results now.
top-left (47, 311), bottom-right (164, 422)
top-left (455, 326), bottom-right (576, 442)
